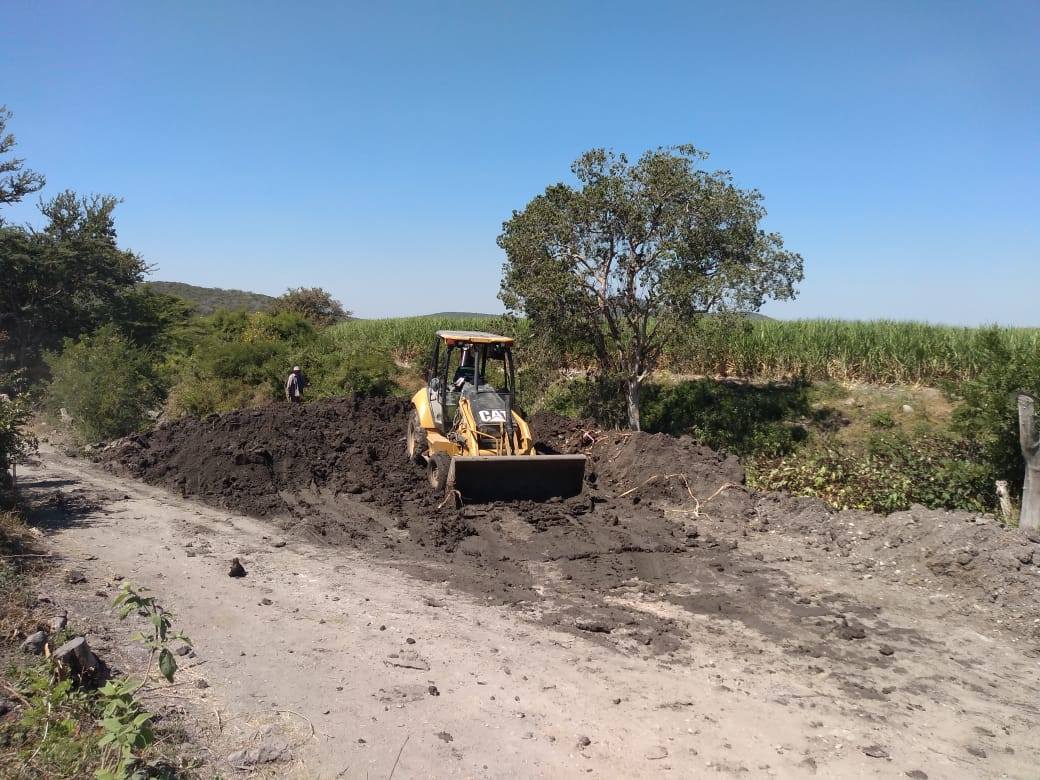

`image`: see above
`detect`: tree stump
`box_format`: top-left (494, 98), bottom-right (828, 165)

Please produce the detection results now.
top-left (1019, 395), bottom-right (1040, 534)
top-left (52, 636), bottom-right (99, 683)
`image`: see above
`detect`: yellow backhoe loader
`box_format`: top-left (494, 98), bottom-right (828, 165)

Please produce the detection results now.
top-left (407, 331), bottom-right (586, 501)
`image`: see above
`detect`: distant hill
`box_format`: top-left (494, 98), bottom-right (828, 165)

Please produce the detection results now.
top-left (143, 281), bottom-right (275, 315)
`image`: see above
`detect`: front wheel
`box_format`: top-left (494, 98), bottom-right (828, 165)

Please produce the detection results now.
top-left (406, 409), bottom-right (428, 464)
top-left (427, 452), bottom-right (450, 493)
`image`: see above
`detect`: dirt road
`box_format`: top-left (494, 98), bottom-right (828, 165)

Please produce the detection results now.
top-left (21, 445), bottom-right (1040, 778)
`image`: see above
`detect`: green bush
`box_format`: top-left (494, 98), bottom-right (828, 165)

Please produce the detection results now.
top-left (45, 325), bottom-right (163, 441)
top-left (164, 311), bottom-right (398, 417)
top-left (751, 431), bottom-right (992, 513)
top-left (949, 327), bottom-right (1040, 497)
top-left (194, 340), bottom-right (283, 383)
top-left (164, 376), bottom-right (263, 417)
top-left (641, 379), bottom-right (811, 457)
top-left (0, 387), bottom-right (37, 486)
top-left (299, 340), bottom-right (397, 398)
top-left (534, 374), bottom-right (627, 427)
top-left (535, 376), bottom-right (811, 458)
top-left (868, 410), bottom-right (896, 429)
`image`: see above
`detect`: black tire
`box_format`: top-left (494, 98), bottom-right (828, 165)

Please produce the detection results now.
top-left (427, 452), bottom-right (450, 493)
top-left (407, 409), bottom-right (428, 464)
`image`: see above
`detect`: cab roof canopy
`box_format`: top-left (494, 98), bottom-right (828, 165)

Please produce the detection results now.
top-left (436, 330), bottom-right (514, 346)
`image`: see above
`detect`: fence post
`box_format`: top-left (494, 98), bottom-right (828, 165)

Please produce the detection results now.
top-left (1019, 394), bottom-right (1040, 534)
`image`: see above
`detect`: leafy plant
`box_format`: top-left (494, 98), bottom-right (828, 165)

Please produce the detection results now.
top-left (949, 327), bottom-right (1040, 496)
top-left (751, 431), bottom-right (992, 513)
top-left (45, 324), bottom-right (164, 441)
top-left (0, 380), bottom-right (37, 486)
top-left (868, 410), bottom-right (896, 429)
top-left (641, 378), bottom-right (811, 457)
top-left (6, 665), bottom-right (98, 778)
top-left (1, 191), bottom-right (148, 380)
top-left (95, 677), bottom-right (155, 780)
top-left (112, 583), bottom-right (191, 686)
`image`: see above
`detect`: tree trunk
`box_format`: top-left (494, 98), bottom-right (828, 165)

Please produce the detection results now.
top-left (626, 377), bottom-right (641, 431)
top-left (1019, 394), bottom-right (1040, 534)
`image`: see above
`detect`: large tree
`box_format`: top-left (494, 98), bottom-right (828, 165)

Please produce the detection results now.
top-left (0, 106), bottom-right (45, 213)
top-left (498, 145), bottom-right (804, 429)
top-left (0, 192), bottom-right (153, 377)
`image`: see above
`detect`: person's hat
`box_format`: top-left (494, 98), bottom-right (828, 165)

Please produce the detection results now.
top-left (293, 366), bottom-right (301, 372)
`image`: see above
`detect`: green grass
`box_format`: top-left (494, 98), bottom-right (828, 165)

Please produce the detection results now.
top-left (332, 316), bottom-right (1040, 385)
top-left (686, 319), bottom-right (1040, 384)
top-left (331, 316), bottom-right (529, 361)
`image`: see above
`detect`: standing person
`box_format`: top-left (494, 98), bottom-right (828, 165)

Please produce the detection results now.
top-left (285, 366), bottom-right (306, 403)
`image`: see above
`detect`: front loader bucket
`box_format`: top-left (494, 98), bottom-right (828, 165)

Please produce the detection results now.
top-left (448, 454), bottom-right (587, 502)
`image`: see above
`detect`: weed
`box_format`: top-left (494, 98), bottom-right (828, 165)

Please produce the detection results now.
top-left (869, 410), bottom-right (896, 429)
top-left (113, 583), bottom-right (191, 686)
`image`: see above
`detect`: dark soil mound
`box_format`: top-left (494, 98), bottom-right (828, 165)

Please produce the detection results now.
top-left (106, 402), bottom-right (749, 529)
top-left (102, 399), bottom-right (1040, 645)
top-left (532, 411), bottom-right (747, 515)
top-left (102, 398), bottom-right (758, 648)
top-left (105, 397), bottom-right (418, 520)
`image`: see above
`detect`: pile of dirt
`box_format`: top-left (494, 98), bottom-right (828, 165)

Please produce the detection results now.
top-left (102, 398), bottom-right (1040, 645)
top-left (105, 396), bottom-right (418, 520)
top-left (533, 411), bottom-right (748, 512)
top-left (104, 401), bottom-right (750, 531)
top-left (102, 398), bottom-right (757, 647)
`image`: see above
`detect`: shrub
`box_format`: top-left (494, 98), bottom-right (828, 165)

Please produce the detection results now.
top-left (0, 388), bottom-right (37, 486)
top-left (239, 311), bottom-right (315, 345)
top-left (270, 287), bottom-right (350, 328)
top-left (751, 432), bottom-right (992, 513)
top-left (44, 325), bottom-right (163, 441)
top-left (641, 379), bottom-right (811, 457)
top-left (300, 339), bottom-right (397, 398)
top-left (164, 318), bottom-right (399, 418)
top-left (949, 328), bottom-right (1040, 497)
top-left (868, 410), bottom-right (896, 429)
top-left (535, 374), bottom-right (627, 428)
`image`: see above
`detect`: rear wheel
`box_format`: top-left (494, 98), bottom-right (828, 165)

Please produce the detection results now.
top-left (427, 452), bottom-right (451, 493)
top-left (406, 409), bottom-right (427, 464)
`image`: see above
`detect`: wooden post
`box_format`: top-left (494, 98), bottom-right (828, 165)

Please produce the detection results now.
top-left (1019, 394), bottom-right (1040, 534)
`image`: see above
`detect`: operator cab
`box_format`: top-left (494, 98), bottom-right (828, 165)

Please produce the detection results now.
top-left (427, 331), bottom-right (516, 433)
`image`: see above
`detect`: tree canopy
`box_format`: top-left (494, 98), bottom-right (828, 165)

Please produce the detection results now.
top-left (270, 287), bottom-right (351, 329)
top-left (498, 145), bottom-right (803, 429)
top-left (0, 106), bottom-right (45, 213)
top-left (0, 191), bottom-right (185, 378)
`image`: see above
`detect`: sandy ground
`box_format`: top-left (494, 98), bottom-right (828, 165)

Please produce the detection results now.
top-left (19, 446), bottom-right (1040, 779)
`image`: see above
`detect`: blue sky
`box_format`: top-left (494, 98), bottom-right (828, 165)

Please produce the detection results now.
top-left (3, 1), bottom-right (1038, 324)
